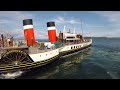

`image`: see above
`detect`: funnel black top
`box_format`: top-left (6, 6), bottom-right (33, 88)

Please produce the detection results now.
top-left (23, 19), bottom-right (33, 26)
top-left (47, 22), bottom-right (55, 27)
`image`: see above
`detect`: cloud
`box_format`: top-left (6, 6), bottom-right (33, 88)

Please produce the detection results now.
top-left (52, 16), bottom-right (81, 25)
top-left (0, 11), bottom-right (35, 39)
top-left (34, 30), bottom-right (48, 39)
top-left (85, 24), bottom-right (105, 28)
top-left (87, 11), bottom-right (120, 37)
top-left (52, 17), bottom-right (64, 25)
top-left (1, 11), bottom-right (120, 39)
top-left (0, 11), bottom-right (50, 39)
top-left (68, 19), bottom-right (80, 24)
top-left (92, 11), bottom-right (120, 26)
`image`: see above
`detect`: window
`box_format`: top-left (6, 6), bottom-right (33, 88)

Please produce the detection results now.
top-left (40, 55), bottom-right (41, 57)
top-left (74, 46), bottom-right (75, 48)
top-left (71, 47), bottom-right (73, 49)
top-left (66, 37), bottom-right (75, 38)
top-left (46, 54), bottom-right (47, 56)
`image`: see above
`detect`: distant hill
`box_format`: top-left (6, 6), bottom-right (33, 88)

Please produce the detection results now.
top-left (92, 37), bottom-right (120, 39)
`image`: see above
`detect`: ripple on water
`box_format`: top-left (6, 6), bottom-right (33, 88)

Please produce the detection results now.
top-left (80, 62), bottom-right (118, 79)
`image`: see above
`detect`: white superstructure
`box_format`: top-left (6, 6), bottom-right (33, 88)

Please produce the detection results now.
top-left (58, 26), bottom-right (92, 55)
top-left (60, 39), bottom-right (92, 53)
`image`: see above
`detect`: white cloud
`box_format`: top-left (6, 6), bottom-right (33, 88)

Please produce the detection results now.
top-left (67, 19), bottom-right (80, 24)
top-left (92, 11), bottom-right (120, 26)
top-left (87, 11), bottom-right (120, 37)
top-left (58, 17), bottom-right (64, 21)
top-left (52, 16), bottom-right (81, 25)
top-left (85, 24), bottom-right (105, 28)
top-left (0, 11), bottom-right (35, 39)
top-left (0, 11), bottom-right (49, 39)
top-left (34, 30), bottom-right (48, 39)
top-left (1, 11), bottom-right (120, 38)
top-left (53, 16), bottom-right (65, 25)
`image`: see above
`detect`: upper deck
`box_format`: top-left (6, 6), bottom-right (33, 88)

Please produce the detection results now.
top-left (0, 45), bottom-right (29, 58)
top-left (0, 43), bottom-right (57, 56)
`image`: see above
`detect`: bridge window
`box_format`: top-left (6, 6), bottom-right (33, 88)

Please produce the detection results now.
top-left (66, 37), bottom-right (75, 38)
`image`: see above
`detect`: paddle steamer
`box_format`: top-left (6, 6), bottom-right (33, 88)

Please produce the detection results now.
top-left (0, 19), bottom-right (92, 73)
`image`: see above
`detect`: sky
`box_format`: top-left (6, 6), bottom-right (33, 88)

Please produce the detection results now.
top-left (0, 11), bottom-right (120, 39)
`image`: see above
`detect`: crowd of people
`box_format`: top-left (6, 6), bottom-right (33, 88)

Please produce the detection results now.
top-left (0, 34), bottom-right (13, 47)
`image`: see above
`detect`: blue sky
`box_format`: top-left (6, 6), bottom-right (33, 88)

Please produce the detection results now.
top-left (0, 11), bottom-right (120, 39)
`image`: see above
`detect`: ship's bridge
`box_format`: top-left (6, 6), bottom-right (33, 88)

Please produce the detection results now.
top-left (63, 32), bottom-right (77, 39)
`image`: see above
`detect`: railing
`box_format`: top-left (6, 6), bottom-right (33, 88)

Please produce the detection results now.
top-left (28, 46), bottom-right (56, 54)
top-left (62, 38), bottom-right (92, 46)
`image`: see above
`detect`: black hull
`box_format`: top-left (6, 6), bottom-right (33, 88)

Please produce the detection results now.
top-left (0, 55), bottom-right (59, 74)
top-left (60, 44), bottom-right (92, 57)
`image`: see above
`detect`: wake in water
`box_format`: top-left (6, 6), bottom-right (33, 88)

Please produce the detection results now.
top-left (0, 71), bottom-right (24, 79)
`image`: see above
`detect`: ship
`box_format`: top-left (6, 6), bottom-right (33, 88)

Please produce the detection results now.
top-left (58, 26), bottom-right (92, 58)
top-left (0, 19), bottom-right (92, 74)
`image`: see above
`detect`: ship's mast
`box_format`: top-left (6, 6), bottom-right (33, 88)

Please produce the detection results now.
top-left (81, 19), bottom-right (83, 36)
top-left (63, 26), bottom-right (66, 33)
top-left (73, 28), bottom-right (75, 34)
